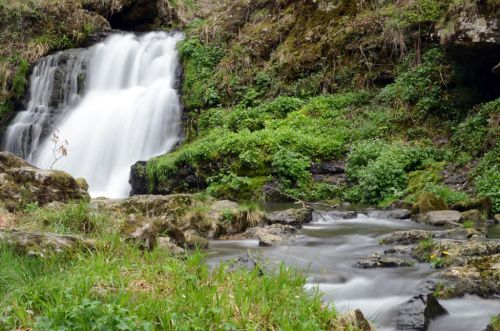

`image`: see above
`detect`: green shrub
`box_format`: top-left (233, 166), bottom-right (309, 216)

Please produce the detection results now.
top-left (207, 173), bottom-right (266, 201)
top-left (379, 48), bottom-right (452, 121)
top-left (451, 98), bottom-right (500, 157)
top-left (474, 147), bottom-right (500, 213)
top-left (422, 183), bottom-right (469, 205)
top-left (179, 38), bottom-right (224, 111)
top-left (347, 141), bottom-right (437, 203)
top-left (272, 149), bottom-right (310, 186)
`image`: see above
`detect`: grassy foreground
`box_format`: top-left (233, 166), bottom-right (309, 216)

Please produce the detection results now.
top-left (0, 204), bottom-right (340, 331)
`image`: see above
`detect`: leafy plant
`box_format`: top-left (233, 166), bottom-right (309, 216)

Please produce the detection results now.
top-left (474, 147), bottom-right (500, 213)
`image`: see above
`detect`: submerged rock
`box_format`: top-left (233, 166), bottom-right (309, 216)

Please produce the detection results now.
top-left (259, 232), bottom-right (283, 247)
top-left (0, 230), bottom-right (94, 257)
top-left (323, 210), bottom-right (357, 220)
top-left (226, 253), bottom-right (267, 275)
top-left (0, 152), bottom-right (89, 211)
top-left (369, 209), bottom-right (411, 220)
top-left (224, 224), bottom-right (299, 247)
top-left (357, 255), bottom-right (413, 268)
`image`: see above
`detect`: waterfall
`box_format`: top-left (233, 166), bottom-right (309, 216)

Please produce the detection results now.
top-left (1, 32), bottom-right (183, 198)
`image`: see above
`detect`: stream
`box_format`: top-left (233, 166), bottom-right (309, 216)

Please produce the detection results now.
top-left (207, 209), bottom-right (500, 331)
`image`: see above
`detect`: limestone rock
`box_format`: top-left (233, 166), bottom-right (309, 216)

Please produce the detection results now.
top-left (265, 207), bottom-right (313, 227)
top-left (357, 255), bottom-right (413, 268)
top-left (157, 236), bottom-right (185, 255)
top-left (441, 254), bottom-right (500, 298)
top-left (381, 230), bottom-right (432, 245)
top-left (184, 230), bottom-right (209, 249)
top-left (369, 209), bottom-right (411, 220)
top-left (418, 210), bottom-right (462, 227)
top-left (338, 309), bottom-right (376, 331)
top-left (122, 215), bottom-right (158, 250)
top-left (0, 230), bottom-right (94, 257)
top-left (0, 152), bottom-right (89, 211)
top-left (258, 232), bottom-right (283, 247)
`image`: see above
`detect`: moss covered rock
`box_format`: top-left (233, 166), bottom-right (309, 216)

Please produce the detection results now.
top-left (0, 152), bottom-right (89, 210)
top-left (0, 230), bottom-right (94, 257)
top-left (411, 192), bottom-right (449, 215)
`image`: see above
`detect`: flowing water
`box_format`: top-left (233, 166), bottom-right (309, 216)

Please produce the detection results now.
top-left (208, 211), bottom-right (500, 331)
top-left (1, 32), bottom-right (183, 198)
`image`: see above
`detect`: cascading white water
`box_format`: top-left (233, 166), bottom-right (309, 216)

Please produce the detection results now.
top-left (2, 32), bottom-right (183, 198)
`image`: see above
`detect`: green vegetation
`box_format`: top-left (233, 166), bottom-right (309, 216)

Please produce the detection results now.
top-left (474, 147), bottom-right (500, 213)
top-left (0, 246), bottom-right (337, 330)
top-left (0, 204), bottom-right (340, 331)
top-left (178, 38), bottom-right (224, 111)
top-left (489, 315), bottom-right (500, 331)
top-left (150, 12), bottom-right (499, 209)
top-left (149, 42), bottom-right (499, 207)
top-left (20, 201), bottom-right (109, 234)
top-left (415, 237), bottom-right (448, 269)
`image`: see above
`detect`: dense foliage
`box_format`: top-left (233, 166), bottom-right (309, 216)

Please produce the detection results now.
top-left (149, 38), bottom-right (500, 210)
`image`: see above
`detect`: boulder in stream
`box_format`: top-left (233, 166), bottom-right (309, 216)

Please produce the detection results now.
top-left (357, 255), bottom-right (414, 268)
top-left (381, 230), bottom-right (432, 245)
top-left (397, 292), bottom-right (448, 330)
top-left (369, 209), bottom-right (411, 220)
top-left (264, 207), bottom-right (312, 227)
top-left (417, 210), bottom-right (462, 227)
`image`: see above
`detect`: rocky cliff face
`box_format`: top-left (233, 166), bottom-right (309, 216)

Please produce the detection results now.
top-left (0, 0), bottom-right (182, 123)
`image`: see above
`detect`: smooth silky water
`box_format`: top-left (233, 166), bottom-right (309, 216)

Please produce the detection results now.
top-left (2, 32), bottom-right (183, 198)
top-left (207, 212), bottom-right (500, 331)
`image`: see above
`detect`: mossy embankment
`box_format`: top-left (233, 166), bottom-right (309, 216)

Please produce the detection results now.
top-left (140, 0), bottom-right (499, 213)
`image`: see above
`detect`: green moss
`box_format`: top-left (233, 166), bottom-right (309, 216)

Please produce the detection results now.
top-left (11, 58), bottom-right (29, 99)
top-left (406, 162), bottom-right (445, 202)
top-left (411, 192), bottom-right (448, 214)
top-left (179, 38), bottom-right (225, 112)
top-left (207, 174), bottom-right (267, 201)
